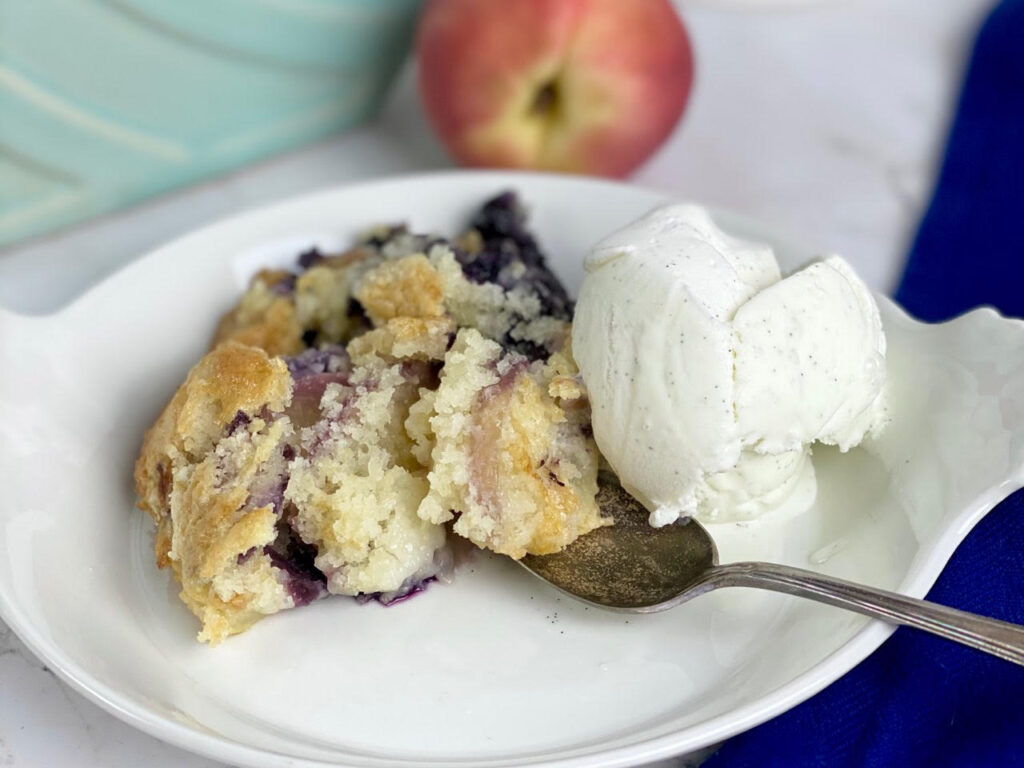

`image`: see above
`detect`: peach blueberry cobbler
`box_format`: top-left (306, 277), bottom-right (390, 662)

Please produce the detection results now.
top-left (135, 193), bottom-right (610, 643)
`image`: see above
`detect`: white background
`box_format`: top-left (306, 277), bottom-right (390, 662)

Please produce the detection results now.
top-left (0, 0), bottom-right (994, 764)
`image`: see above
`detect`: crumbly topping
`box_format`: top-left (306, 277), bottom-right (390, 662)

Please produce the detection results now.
top-left (355, 254), bottom-right (446, 325)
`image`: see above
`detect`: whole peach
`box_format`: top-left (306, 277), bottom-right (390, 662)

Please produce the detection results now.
top-left (416, 0), bottom-right (694, 178)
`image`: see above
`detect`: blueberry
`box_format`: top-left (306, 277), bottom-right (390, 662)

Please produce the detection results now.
top-left (502, 337), bottom-right (549, 361)
top-left (470, 191), bottom-right (531, 243)
top-left (285, 577), bottom-right (328, 607)
top-left (362, 224), bottom-right (409, 248)
top-left (271, 274), bottom-right (297, 296)
top-left (297, 248), bottom-right (324, 270)
top-left (285, 346), bottom-right (350, 380)
top-left (355, 576), bottom-right (436, 606)
top-left (265, 528), bottom-right (328, 607)
top-left (457, 192), bottom-right (573, 324)
top-left (226, 411), bottom-right (251, 435)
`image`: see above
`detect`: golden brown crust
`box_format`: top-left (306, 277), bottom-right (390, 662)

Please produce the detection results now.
top-left (134, 343), bottom-right (295, 643)
top-left (212, 271), bottom-right (305, 357)
top-left (213, 298), bottom-right (304, 357)
top-left (319, 247), bottom-right (372, 271)
top-left (355, 254), bottom-right (446, 326)
top-left (254, 268), bottom-right (294, 290)
top-left (134, 340), bottom-right (292, 521)
top-left (347, 316), bottom-right (455, 364)
top-left (133, 341), bottom-right (291, 521)
top-left (211, 249), bottom-right (375, 356)
top-left (175, 342), bottom-right (291, 453)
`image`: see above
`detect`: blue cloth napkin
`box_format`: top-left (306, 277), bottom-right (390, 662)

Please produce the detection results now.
top-left (706, 2), bottom-right (1024, 766)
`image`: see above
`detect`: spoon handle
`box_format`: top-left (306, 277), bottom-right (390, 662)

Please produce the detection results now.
top-left (708, 561), bottom-right (1024, 666)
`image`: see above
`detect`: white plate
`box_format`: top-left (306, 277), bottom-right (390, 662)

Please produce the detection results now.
top-left (2, 171), bottom-right (1023, 768)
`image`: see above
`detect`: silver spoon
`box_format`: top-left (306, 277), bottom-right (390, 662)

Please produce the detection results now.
top-left (521, 472), bottom-right (1024, 666)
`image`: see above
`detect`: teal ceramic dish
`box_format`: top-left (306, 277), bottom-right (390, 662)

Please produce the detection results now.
top-left (0, 0), bottom-right (424, 247)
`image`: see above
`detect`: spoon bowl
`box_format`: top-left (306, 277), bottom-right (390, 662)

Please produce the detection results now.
top-left (522, 472), bottom-right (718, 610)
top-left (522, 473), bottom-right (1024, 666)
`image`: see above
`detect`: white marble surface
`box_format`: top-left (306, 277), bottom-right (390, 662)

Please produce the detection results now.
top-left (0, 0), bottom-right (994, 765)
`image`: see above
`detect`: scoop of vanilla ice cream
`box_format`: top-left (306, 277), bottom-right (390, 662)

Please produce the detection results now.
top-left (732, 256), bottom-right (888, 453)
top-left (699, 448), bottom-right (816, 524)
top-left (573, 205), bottom-right (887, 525)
